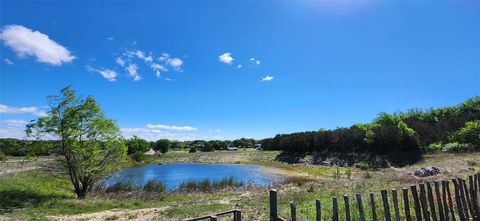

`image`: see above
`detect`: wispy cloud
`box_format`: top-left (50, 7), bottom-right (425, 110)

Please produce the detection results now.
top-left (218, 52), bottom-right (234, 64)
top-left (2, 119), bottom-right (27, 127)
top-left (85, 65), bottom-right (117, 81)
top-left (237, 64), bottom-right (242, 69)
top-left (261, 75), bottom-right (274, 81)
top-left (167, 58), bottom-right (183, 71)
top-left (4, 58), bottom-right (13, 65)
top-left (106, 37), bottom-right (114, 41)
top-left (0, 25), bottom-right (75, 66)
top-left (126, 63), bottom-right (141, 81)
top-left (115, 49), bottom-right (183, 80)
top-left (0, 104), bottom-right (47, 117)
top-left (249, 57), bottom-right (261, 66)
top-left (146, 124), bottom-right (197, 131)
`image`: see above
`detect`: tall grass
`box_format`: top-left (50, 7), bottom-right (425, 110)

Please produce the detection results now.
top-left (103, 180), bottom-right (165, 193)
top-left (178, 177), bottom-right (244, 192)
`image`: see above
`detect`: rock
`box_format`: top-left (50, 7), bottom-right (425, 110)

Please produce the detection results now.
top-left (414, 167), bottom-right (441, 177)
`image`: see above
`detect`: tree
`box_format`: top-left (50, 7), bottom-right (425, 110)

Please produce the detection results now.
top-left (451, 120), bottom-right (480, 146)
top-left (154, 139), bottom-right (171, 153)
top-left (126, 136), bottom-right (149, 155)
top-left (26, 87), bottom-right (126, 199)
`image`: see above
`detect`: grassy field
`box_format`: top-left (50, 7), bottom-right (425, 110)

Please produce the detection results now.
top-left (1, 151), bottom-right (479, 220)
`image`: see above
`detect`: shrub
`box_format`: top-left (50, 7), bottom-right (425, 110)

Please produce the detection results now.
top-left (354, 162), bottom-right (370, 170)
top-left (443, 142), bottom-right (475, 152)
top-left (345, 167), bottom-right (352, 179)
top-left (363, 171), bottom-right (372, 179)
top-left (131, 151), bottom-right (146, 162)
top-left (451, 120), bottom-right (480, 147)
top-left (188, 147), bottom-right (197, 153)
top-left (0, 151), bottom-right (6, 162)
top-left (142, 180), bottom-right (165, 193)
top-left (105, 181), bottom-right (141, 193)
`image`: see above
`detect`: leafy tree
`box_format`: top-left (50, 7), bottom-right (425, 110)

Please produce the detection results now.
top-left (26, 87), bottom-right (126, 199)
top-left (451, 120), bottom-right (480, 146)
top-left (126, 135), bottom-right (149, 155)
top-left (154, 139), bottom-right (171, 153)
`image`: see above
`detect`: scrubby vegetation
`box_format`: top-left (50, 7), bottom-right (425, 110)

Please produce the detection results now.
top-left (177, 177), bottom-right (244, 192)
top-left (261, 97), bottom-right (479, 165)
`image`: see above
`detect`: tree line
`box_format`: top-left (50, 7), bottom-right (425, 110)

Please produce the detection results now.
top-left (260, 97), bottom-right (480, 163)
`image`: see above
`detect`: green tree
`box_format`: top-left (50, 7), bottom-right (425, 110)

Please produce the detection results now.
top-left (26, 87), bottom-right (126, 199)
top-left (154, 139), bottom-right (171, 153)
top-left (451, 120), bottom-right (480, 146)
top-left (126, 135), bottom-right (149, 155)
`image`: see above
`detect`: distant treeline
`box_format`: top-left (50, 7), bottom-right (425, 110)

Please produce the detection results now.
top-left (260, 97), bottom-right (480, 164)
top-left (0, 137), bottom-right (258, 157)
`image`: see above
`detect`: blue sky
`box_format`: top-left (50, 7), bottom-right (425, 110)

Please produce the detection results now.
top-left (0, 1), bottom-right (479, 141)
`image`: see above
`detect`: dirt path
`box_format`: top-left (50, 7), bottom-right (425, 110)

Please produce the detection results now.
top-left (49, 206), bottom-right (171, 221)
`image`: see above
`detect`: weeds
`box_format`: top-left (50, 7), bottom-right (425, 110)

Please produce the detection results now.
top-left (177, 177), bottom-right (243, 192)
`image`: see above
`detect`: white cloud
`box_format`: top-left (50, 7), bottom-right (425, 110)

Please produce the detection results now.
top-left (85, 65), bottom-right (117, 81)
top-left (106, 37), bottom-right (114, 41)
top-left (2, 119), bottom-right (27, 127)
top-left (126, 63), bottom-right (141, 81)
top-left (115, 57), bottom-right (125, 67)
top-left (0, 25), bottom-right (75, 65)
top-left (249, 57), bottom-right (261, 65)
top-left (237, 64), bottom-right (242, 69)
top-left (4, 58), bottom-right (13, 65)
top-left (159, 53), bottom-right (169, 61)
top-left (166, 58), bottom-right (183, 70)
top-left (0, 126), bottom-right (25, 139)
top-left (150, 63), bottom-right (167, 78)
top-left (0, 104), bottom-right (47, 117)
top-left (146, 124), bottom-right (197, 131)
top-left (120, 125), bottom-right (222, 141)
top-left (218, 52), bottom-right (234, 64)
top-left (135, 50), bottom-right (153, 63)
top-left (261, 76), bottom-right (274, 81)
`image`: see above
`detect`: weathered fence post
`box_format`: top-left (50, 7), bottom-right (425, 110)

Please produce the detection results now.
top-left (332, 197), bottom-right (339, 221)
top-left (344, 195), bottom-right (351, 221)
top-left (445, 181), bottom-right (456, 221)
top-left (472, 175), bottom-right (480, 219)
top-left (315, 199), bottom-right (322, 221)
top-left (420, 183), bottom-right (431, 221)
top-left (381, 189), bottom-right (392, 221)
top-left (392, 189), bottom-right (401, 221)
top-left (427, 182), bottom-right (438, 221)
top-left (458, 179), bottom-right (471, 220)
top-left (234, 209), bottom-right (242, 221)
top-left (462, 178), bottom-right (477, 219)
top-left (453, 179), bottom-right (467, 221)
top-left (269, 189), bottom-right (278, 221)
top-left (434, 181), bottom-right (446, 221)
top-left (403, 188), bottom-right (412, 221)
top-left (441, 181), bottom-right (450, 221)
top-left (370, 192), bottom-right (378, 221)
top-left (356, 194), bottom-right (366, 221)
top-left (411, 185), bottom-right (422, 221)
top-left (290, 201), bottom-right (296, 221)
top-left (209, 215), bottom-right (217, 221)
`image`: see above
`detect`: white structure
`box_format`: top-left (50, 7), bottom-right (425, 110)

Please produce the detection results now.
top-left (227, 146), bottom-right (238, 151)
top-left (145, 148), bottom-right (156, 155)
top-left (255, 144), bottom-right (262, 150)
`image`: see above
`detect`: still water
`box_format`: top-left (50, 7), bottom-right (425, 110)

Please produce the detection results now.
top-left (103, 163), bottom-right (285, 191)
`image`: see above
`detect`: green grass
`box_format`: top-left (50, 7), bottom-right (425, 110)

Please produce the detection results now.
top-left (1, 151), bottom-right (479, 220)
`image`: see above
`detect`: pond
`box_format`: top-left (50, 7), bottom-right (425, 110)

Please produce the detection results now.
top-left (103, 163), bottom-right (288, 191)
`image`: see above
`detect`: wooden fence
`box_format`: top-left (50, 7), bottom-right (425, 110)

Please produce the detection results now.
top-left (183, 173), bottom-right (479, 221)
top-left (270, 173), bottom-right (480, 221)
top-left (184, 209), bottom-right (242, 221)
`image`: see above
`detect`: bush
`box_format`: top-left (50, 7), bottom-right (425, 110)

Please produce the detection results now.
top-left (451, 120), bottom-right (480, 146)
top-left (142, 180), bottom-right (165, 193)
top-left (188, 147), bottom-right (197, 153)
top-left (0, 151), bottom-right (7, 162)
top-left (443, 142), bottom-right (476, 152)
top-left (131, 151), bottom-right (146, 162)
top-left (105, 181), bottom-right (141, 193)
top-left (354, 162), bottom-right (370, 170)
